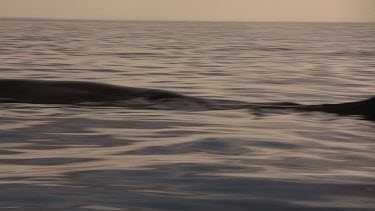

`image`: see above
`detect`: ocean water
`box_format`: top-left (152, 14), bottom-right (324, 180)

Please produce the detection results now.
top-left (0, 19), bottom-right (374, 210)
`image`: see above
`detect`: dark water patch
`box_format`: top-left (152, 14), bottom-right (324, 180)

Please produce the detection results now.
top-left (198, 71), bottom-right (230, 76)
top-left (0, 68), bottom-right (18, 71)
top-left (210, 46), bottom-right (252, 52)
top-left (90, 68), bottom-right (123, 73)
top-left (322, 50), bottom-right (375, 57)
top-left (249, 140), bottom-right (299, 149)
top-left (48, 167), bottom-right (375, 210)
top-left (0, 157), bottom-right (98, 166)
top-left (0, 130), bottom-right (133, 149)
top-left (155, 129), bottom-right (213, 137)
top-left (0, 184), bottom-right (293, 211)
top-left (0, 186), bottom-right (82, 210)
top-left (0, 149), bottom-right (23, 155)
top-left (119, 73), bottom-right (151, 76)
top-left (124, 138), bottom-right (249, 155)
top-left (132, 66), bottom-right (167, 69)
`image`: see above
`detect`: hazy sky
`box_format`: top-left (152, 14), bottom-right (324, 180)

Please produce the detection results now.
top-left (1, 0), bottom-right (374, 22)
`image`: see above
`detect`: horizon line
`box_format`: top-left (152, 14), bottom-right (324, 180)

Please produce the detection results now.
top-left (1, 16), bottom-right (374, 24)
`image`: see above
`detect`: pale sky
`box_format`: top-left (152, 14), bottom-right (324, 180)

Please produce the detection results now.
top-left (0, 0), bottom-right (374, 22)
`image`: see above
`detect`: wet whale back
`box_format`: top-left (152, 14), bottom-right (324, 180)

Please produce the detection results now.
top-left (0, 79), bottom-right (191, 104)
top-left (313, 97), bottom-right (375, 118)
top-left (0, 79), bottom-right (373, 120)
top-left (1, 79), bottom-right (120, 104)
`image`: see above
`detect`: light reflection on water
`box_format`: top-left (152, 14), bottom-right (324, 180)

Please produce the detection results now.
top-left (0, 19), bottom-right (374, 210)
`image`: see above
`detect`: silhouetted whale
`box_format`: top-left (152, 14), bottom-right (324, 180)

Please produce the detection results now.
top-left (0, 79), bottom-right (374, 120)
top-left (0, 79), bottom-right (207, 105)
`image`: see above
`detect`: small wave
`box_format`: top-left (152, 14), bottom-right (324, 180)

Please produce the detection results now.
top-left (113, 52), bottom-right (159, 58)
top-left (256, 47), bottom-right (294, 52)
top-left (323, 50), bottom-right (375, 57)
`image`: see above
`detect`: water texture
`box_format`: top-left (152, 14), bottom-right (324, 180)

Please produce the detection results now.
top-left (0, 19), bottom-right (374, 210)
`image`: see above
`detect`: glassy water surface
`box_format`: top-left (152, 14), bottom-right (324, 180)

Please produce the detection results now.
top-left (0, 19), bottom-right (374, 210)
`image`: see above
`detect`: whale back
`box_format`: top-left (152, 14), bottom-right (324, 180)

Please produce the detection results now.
top-left (0, 79), bottom-right (373, 120)
top-left (322, 97), bottom-right (374, 119)
top-left (0, 79), bottom-right (191, 105)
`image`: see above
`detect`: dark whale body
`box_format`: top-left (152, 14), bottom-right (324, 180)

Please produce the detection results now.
top-left (0, 79), bottom-right (203, 104)
top-left (0, 79), bottom-right (374, 120)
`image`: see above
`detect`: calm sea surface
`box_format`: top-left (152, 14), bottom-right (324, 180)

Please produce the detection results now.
top-left (0, 19), bottom-right (374, 210)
